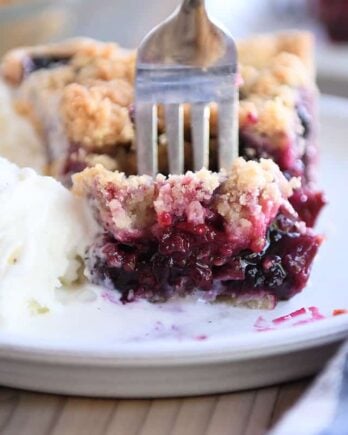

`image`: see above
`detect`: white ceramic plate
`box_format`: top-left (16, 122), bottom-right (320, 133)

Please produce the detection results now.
top-left (0, 95), bottom-right (347, 398)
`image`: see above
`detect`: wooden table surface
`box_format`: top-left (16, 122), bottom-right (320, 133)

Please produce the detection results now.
top-left (0, 378), bottom-right (311, 435)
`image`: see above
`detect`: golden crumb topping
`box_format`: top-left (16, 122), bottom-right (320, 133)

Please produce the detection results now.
top-left (237, 31), bottom-right (314, 76)
top-left (239, 96), bottom-right (303, 142)
top-left (0, 32), bottom-right (316, 174)
top-left (73, 47), bottom-right (136, 84)
top-left (60, 80), bottom-right (134, 149)
top-left (73, 158), bottom-right (300, 249)
top-left (154, 169), bottom-right (224, 225)
top-left (215, 158), bottom-right (299, 251)
top-left (240, 52), bottom-right (313, 98)
top-left (73, 165), bottom-right (156, 241)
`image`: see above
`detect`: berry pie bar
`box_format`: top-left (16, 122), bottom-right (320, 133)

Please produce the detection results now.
top-left (1, 31), bottom-right (325, 227)
top-left (0, 32), bottom-right (325, 307)
top-left (73, 158), bottom-right (322, 308)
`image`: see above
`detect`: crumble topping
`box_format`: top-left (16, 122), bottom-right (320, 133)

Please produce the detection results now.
top-left (25, 66), bottom-right (75, 93)
top-left (0, 32), bottom-right (315, 174)
top-left (239, 95), bottom-right (305, 142)
top-left (240, 53), bottom-right (312, 98)
top-left (237, 31), bottom-right (314, 76)
top-left (73, 165), bottom-right (156, 242)
top-left (216, 158), bottom-right (299, 251)
top-left (84, 153), bottom-right (120, 171)
top-left (61, 80), bottom-right (134, 149)
top-left (72, 46), bottom-right (136, 84)
top-left (73, 158), bottom-right (299, 251)
top-left (154, 169), bottom-right (224, 226)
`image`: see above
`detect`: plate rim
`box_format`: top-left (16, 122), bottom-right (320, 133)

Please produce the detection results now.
top-left (0, 314), bottom-right (347, 366)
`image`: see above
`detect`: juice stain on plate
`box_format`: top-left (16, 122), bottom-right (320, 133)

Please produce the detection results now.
top-left (254, 306), bottom-right (326, 332)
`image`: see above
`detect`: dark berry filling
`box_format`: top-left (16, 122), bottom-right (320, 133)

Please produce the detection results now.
top-left (87, 212), bottom-right (321, 304)
top-left (23, 55), bottom-right (71, 77)
top-left (289, 188), bottom-right (326, 228)
top-left (223, 213), bottom-right (322, 300)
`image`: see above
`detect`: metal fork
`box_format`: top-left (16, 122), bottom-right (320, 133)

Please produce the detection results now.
top-left (135, 0), bottom-right (238, 176)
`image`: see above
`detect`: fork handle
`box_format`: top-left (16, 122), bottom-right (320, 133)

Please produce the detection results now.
top-left (181, 0), bottom-right (206, 10)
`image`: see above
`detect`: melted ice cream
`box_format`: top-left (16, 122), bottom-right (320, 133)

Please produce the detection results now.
top-left (0, 158), bottom-right (97, 326)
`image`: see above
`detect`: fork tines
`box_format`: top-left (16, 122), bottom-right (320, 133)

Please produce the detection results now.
top-left (135, 66), bottom-right (238, 177)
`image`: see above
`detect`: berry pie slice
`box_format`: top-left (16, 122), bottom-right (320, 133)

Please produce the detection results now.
top-left (1, 31), bottom-right (325, 226)
top-left (73, 158), bottom-right (322, 308)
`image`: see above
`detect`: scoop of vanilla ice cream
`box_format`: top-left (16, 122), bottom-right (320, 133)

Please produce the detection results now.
top-left (0, 158), bottom-right (97, 327)
top-left (0, 80), bottom-right (45, 173)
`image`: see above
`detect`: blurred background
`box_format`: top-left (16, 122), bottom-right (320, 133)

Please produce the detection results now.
top-left (1, 0), bottom-right (348, 95)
